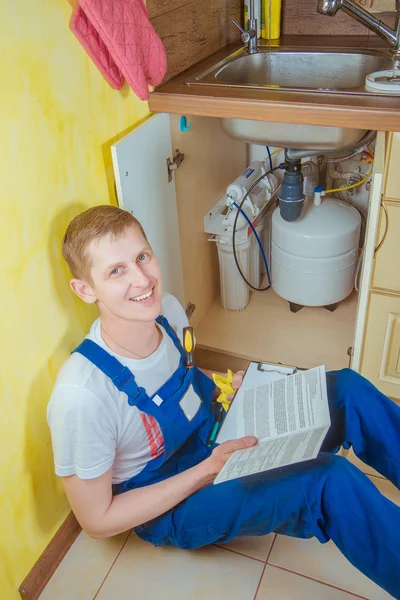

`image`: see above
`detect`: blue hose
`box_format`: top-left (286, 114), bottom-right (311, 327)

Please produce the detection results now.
top-left (266, 146), bottom-right (273, 172)
top-left (232, 202), bottom-right (272, 286)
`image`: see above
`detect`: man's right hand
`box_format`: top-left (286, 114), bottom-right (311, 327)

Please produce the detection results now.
top-left (205, 437), bottom-right (258, 479)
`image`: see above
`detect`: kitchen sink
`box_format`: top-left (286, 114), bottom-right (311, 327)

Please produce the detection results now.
top-left (185, 46), bottom-right (393, 150)
top-left (219, 119), bottom-right (369, 150)
top-left (186, 47), bottom-right (392, 94)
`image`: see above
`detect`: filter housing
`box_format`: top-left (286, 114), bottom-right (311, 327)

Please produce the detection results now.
top-left (271, 198), bottom-right (361, 307)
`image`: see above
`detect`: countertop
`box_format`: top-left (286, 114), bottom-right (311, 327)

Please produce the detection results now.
top-left (148, 36), bottom-right (400, 132)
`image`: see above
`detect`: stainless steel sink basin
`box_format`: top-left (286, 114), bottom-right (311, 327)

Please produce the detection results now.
top-left (220, 119), bottom-right (368, 149)
top-left (187, 47), bottom-right (392, 94)
top-left (186, 46), bottom-right (393, 150)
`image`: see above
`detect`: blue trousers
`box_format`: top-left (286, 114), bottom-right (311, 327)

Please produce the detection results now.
top-left (136, 369), bottom-right (400, 598)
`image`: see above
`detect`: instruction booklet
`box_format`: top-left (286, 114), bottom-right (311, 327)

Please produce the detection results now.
top-left (214, 363), bottom-right (331, 485)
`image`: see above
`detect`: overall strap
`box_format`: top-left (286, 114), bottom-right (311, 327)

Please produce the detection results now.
top-left (73, 339), bottom-right (147, 407)
top-left (156, 315), bottom-right (185, 360)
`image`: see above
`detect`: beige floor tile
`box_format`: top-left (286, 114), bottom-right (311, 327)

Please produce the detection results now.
top-left (39, 530), bottom-right (130, 600)
top-left (257, 565), bottom-right (365, 600)
top-left (345, 449), bottom-right (384, 478)
top-left (268, 536), bottom-right (393, 599)
top-left (217, 533), bottom-right (275, 561)
top-left (96, 533), bottom-right (264, 600)
top-left (266, 475), bottom-right (400, 600)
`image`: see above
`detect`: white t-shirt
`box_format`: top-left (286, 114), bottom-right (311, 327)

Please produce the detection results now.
top-left (47, 294), bottom-right (189, 484)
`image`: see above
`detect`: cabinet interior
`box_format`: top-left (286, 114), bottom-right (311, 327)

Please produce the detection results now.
top-left (171, 115), bottom-right (379, 373)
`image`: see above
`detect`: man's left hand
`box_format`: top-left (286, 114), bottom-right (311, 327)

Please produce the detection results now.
top-left (227, 370), bottom-right (245, 401)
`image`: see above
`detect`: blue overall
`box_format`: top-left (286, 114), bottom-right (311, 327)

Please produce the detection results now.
top-left (74, 315), bottom-right (400, 599)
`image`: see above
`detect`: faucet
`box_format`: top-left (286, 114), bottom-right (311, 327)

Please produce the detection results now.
top-left (232, 0), bottom-right (258, 54)
top-left (317, 0), bottom-right (400, 58)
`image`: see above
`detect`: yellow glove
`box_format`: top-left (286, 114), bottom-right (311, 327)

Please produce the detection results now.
top-left (212, 369), bottom-right (236, 412)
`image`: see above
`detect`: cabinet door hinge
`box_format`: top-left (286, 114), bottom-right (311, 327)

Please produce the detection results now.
top-left (166, 149), bottom-right (185, 182)
top-left (347, 346), bottom-right (354, 368)
top-left (186, 301), bottom-right (196, 320)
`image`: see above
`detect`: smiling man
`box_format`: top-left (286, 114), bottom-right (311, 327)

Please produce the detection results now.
top-left (48, 205), bottom-right (400, 599)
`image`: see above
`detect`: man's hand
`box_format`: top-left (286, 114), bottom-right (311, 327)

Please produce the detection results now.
top-left (227, 370), bottom-right (246, 401)
top-left (205, 436), bottom-right (258, 478)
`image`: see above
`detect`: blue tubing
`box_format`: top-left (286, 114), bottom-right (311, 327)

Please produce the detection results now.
top-left (232, 202), bottom-right (272, 286)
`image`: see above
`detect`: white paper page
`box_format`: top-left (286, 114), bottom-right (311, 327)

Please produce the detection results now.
top-left (217, 362), bottom-right (295, 444)
top-left (214, 425), bottom-right (330, 484)
top-left (240, 366), bottom-right (330, 440)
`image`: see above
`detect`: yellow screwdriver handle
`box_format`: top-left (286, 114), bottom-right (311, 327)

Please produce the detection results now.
top-left (183, 326), bottom-right (195, 368)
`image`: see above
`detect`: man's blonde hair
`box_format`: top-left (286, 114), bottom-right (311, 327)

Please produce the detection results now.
top-left (62, 205), bottom-right (148, 281)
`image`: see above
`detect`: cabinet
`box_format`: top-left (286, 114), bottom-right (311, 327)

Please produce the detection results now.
top-left (383, 133), bottom-right (400, 201)
top-left (111, 115), bottom-right (400, 398)
top-left (359, 133), bottom-right (400, 400)
top-left (111, 113), bottom-right (185, 305)
top-left (361, 293), bottom-right (400, 398)
top-left (373, 202), bottom-right (400, 292)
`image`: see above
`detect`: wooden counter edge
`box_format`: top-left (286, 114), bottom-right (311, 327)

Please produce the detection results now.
top-left (149, 91), bottom-right (400, 132)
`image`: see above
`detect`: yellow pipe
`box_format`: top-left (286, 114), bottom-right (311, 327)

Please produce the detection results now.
top-left (324, 161), bottom-right (374, 194)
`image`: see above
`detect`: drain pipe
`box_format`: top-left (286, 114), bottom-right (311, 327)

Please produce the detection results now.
top-left (278, 130), bottom-right (376, 222)
top-left (285, 130), bottom-right (376, 162)
top-left (278, 159), bottom-right (305, 222)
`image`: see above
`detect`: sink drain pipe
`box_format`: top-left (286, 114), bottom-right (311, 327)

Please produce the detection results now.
top-left (278, 160), bottom-right (305, 222)
top-left (278, 130), bottom-right (376, 222)
top-left (285, 130), bottom-right (376, 162)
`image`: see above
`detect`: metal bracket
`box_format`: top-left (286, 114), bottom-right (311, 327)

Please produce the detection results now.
top-left (347, 346), bottom-right (354, 368)
top-left (167, 149), bottom-right (185, 182)
top-left (256, 363), bottom-right (298, 376)
top-left (186, 301), bottom-right (196, 319)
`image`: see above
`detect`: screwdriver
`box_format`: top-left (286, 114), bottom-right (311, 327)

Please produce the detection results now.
top-left (183, 326), bottom-right (195, 368)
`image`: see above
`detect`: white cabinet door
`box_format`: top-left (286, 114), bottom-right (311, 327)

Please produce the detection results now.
top-left (111, 113), bottom-right (184, 305)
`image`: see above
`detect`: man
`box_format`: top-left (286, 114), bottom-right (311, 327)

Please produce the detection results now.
top-left (48, 204), bottom-right (400, 598)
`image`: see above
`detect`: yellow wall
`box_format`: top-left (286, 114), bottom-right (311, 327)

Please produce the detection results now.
top-left (0, 2), bottom-right (149, 598)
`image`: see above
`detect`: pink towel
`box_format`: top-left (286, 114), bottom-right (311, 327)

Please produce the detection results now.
top-left (71, 0), bottom-right (167, 100)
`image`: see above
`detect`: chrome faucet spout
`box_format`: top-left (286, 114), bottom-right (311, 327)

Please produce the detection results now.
top-left (248, 0), bottom-right (258, 54)
top-left (317, 0), bottom-right (400, 57)
top-left (232, 0), bottom-right (258, 54)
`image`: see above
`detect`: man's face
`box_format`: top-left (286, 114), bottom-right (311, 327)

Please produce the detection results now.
top-left (83, 226), bottom-right (163, 322)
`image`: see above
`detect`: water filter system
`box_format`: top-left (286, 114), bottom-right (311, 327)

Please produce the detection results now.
top-left (204, 161), bottom-right (278, 310)
top-left (271, 198), bottom-right (361, 310)
top-left (204, 148), bottom-right (369, 312)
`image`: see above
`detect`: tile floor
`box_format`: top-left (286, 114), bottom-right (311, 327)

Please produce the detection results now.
top-left (39, 451), bottom-right (399, 600)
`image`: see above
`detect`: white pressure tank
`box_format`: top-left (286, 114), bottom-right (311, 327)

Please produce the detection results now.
top-left (271, 198), bottom-right (361, 307)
